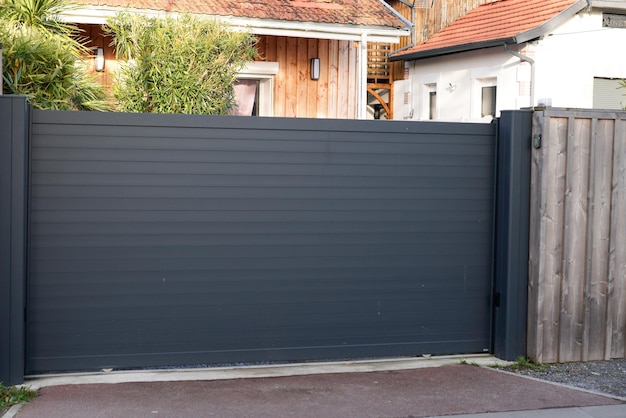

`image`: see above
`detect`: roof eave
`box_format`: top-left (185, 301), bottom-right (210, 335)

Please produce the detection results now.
top-left (60, 6), bottom-right (410, 43)
top-left (591, 0), bottom-right (626, 12)
top-left (389, 38), bottom-right (516, 61)
top-left (514, 0), bottom-right (589, 43)
top-left (391, 0), bottom-right (589, 62)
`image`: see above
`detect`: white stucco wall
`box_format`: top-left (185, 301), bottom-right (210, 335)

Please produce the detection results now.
top-left (534, 10), bottom-right (626, 108)
top-left (402, 48), bottom-right (524, 122)
top-left (399, 8), bottom-right (626, 122)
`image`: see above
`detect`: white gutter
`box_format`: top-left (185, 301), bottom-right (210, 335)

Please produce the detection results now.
top-left (60, 7), bottom-right (409, 43)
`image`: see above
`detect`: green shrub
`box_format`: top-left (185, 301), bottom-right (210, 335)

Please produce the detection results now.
top-left (107, 13), bottom-right (258, 114)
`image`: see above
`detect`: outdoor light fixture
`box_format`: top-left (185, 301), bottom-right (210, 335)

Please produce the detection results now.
top-left (95, 47), bottom-right (105, 72)
top-left (310, 58), bottom-right (320, 80)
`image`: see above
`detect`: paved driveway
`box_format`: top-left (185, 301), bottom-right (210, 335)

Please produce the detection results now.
top-left (14, 365), bottom-right (622, 418)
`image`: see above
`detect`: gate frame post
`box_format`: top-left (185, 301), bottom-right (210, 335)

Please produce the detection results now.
top-left (0, 96), bottom-right (30, 385)
top-left (492, 109), bottom-right (532, 361)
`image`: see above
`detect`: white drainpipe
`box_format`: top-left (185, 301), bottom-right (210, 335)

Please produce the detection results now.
top-left (504, 43), bottom-right (535, 107)
top-left (359, 32), bottom-right (368, 120)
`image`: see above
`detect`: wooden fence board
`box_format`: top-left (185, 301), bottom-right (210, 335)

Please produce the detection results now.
top-left (584, 119), bottom-right (615, 360)
top-left (559, 117), bottom-right (591, 362)
top-left (540, 117), bottom-right (568, 363)
top-left (528, 111), bottom-right (545, 362)
top-left (608, 118), bottom-right (626, 358)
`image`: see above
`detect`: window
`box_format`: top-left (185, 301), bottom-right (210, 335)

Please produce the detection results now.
top-left (423, 83), bottom-right (437, 120)
top-left (234, 62), bottom-right (278, 117)
top-left (429, 91), bottom-right (437, 120)
top-left (232, 80), bottom-right (259, 116)
top-left (472, 76), bottom-right (497, 120)
top-left (593, 77), bottom-right (624, 110)
top-left (481, 86), bottom-right (497, 117)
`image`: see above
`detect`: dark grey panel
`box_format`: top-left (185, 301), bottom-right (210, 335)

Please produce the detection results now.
top-left (26, 110), bottom-right (496, 373)
top-left (0, 96), bottom-right (30, 385)
top-left (493, 111), bottom-right (532, 360)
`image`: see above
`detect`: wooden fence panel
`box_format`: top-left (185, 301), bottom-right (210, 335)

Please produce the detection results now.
top-left (529, 108), bottom-right (626, 362)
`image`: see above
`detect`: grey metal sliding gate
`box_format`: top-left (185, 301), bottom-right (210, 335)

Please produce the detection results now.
top-left (25, 110), bottom-right (497, 374)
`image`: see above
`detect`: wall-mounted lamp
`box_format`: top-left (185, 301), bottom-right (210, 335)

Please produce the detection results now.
top-left (94, 47), bottom-right (105, 72)
top-left (310, 58), bottom-right (320, 80)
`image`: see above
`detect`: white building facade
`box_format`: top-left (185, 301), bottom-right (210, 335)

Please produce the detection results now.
top-left (396, 2), bottom-right (626, 122)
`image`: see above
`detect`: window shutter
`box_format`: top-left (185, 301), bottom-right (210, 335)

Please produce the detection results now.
top-left (593, 78), bottom-right (624, 110)
top-left (481, 86), bottom-right (496, 117)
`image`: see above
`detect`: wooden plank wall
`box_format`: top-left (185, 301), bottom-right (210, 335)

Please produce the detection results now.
top-left (416, 0), bottom-right (499, 44)
top-left (78, 24), bottom-right (117, 93)
top-left (77, 26), bottom-right (358, 119)
top-left (528, 108), bottom-right (626, 363)
top-left (257, 35), bottom-right (357, 119)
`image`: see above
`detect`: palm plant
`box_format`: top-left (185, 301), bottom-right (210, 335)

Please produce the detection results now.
top-left (0, 0), bottom-right (109, 110)
top-left (0, 0), bottom-right (76, 35)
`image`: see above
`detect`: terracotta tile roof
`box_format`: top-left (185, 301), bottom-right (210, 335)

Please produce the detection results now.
top-left (73, 0), bottom-right (406, 27)
top-left (391, 0), bottom-right (587, 60)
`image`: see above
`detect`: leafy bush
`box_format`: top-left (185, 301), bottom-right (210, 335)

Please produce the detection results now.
top-left (106, 13), bottom-right (258, 114)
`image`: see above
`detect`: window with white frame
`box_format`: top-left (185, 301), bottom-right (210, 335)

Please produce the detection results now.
top-left (481, 85), bottom-right (497, 117)
top-left (231, 62), bottom-right (278, 116)
top-left (473, 77), bottom-right (497, 120)
top-left (232, 80), bottom-right (259, 116)
top-left (423, 83), bottom-right (437, 120)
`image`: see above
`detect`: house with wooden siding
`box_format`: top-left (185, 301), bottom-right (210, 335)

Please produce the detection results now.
top-left (390, 0), bottom-right (626, 121)
top-left (61, 0), bottom-right (409, 119)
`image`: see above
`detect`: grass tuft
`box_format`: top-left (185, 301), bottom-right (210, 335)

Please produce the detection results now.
top-left (0, 382), bottom-right (38, 410)
top-left (459, 358), bottom-right (481, 367)
top-left (497, 356), bottom-right (547, 372)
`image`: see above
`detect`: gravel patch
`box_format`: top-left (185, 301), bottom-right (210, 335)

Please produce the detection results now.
top-left (501, 359), bottom-right (626, 399)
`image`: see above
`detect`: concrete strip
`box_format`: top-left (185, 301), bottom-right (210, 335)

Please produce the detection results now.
top-left (433, 404), bottom-right (626, 418)
top-left (1, 403), bottom-right (24, 418)
top-left (23, 354), bottom-right (508, 390)
top-left (581, 405), bottom-right (626, 418)
top-left (488, 367), bottom-right (626, 402)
